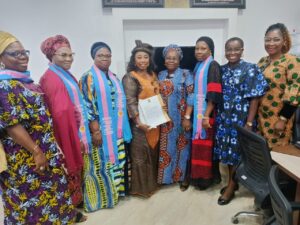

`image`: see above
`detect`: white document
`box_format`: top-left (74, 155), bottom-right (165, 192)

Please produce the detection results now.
top-left (138, 95), bottom-right (170, 128)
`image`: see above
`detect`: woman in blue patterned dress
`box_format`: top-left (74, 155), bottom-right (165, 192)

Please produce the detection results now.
top-left (214, 37), bottom-right (268, 205)
top-left (157, 44), bottom-right (194, 189)
top-left (79, 42), bottom-right (131, 212)
top-left (0, 32), bottom-right (80, 224)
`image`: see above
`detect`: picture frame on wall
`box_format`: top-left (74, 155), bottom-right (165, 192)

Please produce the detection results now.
top-left (102, 0), bottom-right (164, 8)
top-left (190, 0), bottom-right (246, 9)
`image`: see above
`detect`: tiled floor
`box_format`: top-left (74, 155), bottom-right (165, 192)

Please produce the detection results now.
top-left (0, 182), bottom-right (262, 225)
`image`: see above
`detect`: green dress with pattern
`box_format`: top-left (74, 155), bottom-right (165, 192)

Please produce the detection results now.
top-left (258, 54), bottom-right (300, 148)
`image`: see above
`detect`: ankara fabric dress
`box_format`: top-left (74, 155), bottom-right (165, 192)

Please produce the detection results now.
top-left (0, 79), bottom-right (76, 225)
top-left (258, 54), bottom-right (300, 148)
top-left (214, 60), bottom-right (268, 165)
top-left (157, 68), bottom-right (194, 184)
top-left (80, 70), bottom-right (126, 212)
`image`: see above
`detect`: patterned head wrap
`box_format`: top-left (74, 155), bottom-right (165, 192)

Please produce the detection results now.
top-left (90, 42), bottom-right (111, 59)
top-left (162, 44), bottom-right (183, 60)
top-left (196, 36), bottom-right (215, 57)
top-left (41, 35), bottom-right (71, 61)
top-left (0, 31), bottom-right (18, 55)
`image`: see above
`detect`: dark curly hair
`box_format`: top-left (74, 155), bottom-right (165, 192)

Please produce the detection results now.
top-left (126, 41), bottom-right (156, 74)
top-left (265, 23), bottom-right (291, 53)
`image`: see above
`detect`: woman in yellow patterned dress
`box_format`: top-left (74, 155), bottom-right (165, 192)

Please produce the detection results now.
top-left (0, 32), bottom-right (80, 224)
top-left (258, 23), bottom-right (300, 148)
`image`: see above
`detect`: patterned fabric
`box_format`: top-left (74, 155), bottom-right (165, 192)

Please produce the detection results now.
top-left (0, 80), bottom-right (76, 225)
top-left (258, 54), bottom-right (300, 148)
top-left (40, 35), bottom-right (71, 61)
top-left (122, 72), bottom-right (159, 197)
top-left (191, 60), bottom-right (222, 181)
top-left (214, 60), bottom-right (268, 165)
top-left (157, 68), bottom-right (194, 184)
top-left (80, 70), bottom-right (126, 211)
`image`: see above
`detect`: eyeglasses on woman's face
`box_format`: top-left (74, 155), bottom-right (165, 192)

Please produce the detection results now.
top-left (3, 50), bottom-right (30, 58)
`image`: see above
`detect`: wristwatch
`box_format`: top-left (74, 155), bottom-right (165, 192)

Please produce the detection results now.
top-left (246, 121), bottom-right (253, 127)
top-left (184, 115), bottom-right (191, 120)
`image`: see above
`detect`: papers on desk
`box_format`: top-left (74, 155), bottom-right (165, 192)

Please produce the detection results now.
top-left (138, 95), bottom-right (170, 128)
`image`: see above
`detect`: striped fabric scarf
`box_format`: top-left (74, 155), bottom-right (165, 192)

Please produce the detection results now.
top-left (193, 56), bottom-right (213, 140)
top-left (91, 65), bottom-right (132, 164)
top-left (49, 63), bottom-right (92, 153)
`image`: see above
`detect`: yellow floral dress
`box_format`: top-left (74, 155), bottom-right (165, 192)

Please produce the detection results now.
top-left (0, 80), bottom-right (76, 225)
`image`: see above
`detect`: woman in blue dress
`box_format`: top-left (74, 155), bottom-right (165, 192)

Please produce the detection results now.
top-left (157, 44), bottom-right (194, 189)
top-left (213, 37), bottom-right (268, 205)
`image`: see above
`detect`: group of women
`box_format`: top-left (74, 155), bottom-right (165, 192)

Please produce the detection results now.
top-left (0, 22), bottom-right (299, 224)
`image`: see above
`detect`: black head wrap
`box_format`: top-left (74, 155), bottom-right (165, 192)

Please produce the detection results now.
top-left (90, 42), bottom-right (111, 59)
top-left (196, 36), bottom-right (215, 58)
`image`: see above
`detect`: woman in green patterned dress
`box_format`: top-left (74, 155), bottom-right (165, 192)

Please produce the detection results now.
top-left (258, 23), bottom-right (300, 148)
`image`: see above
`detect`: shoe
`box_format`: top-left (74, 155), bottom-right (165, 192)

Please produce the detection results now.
top-left (219, 183), bottom-right (239, 194)
top-left (217, 191), bottom-right (235, 205)
top-left (179, 182), bottom-right (190, 192)
top-left (75, 211), bottom-right (87, 223)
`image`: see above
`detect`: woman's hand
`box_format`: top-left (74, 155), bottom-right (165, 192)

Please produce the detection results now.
top-left (274, 119), bottom-right (286, 136)
top-left (137, 123), bottom-right (151, 133)
top-left (92, 131), bottom-right (102, 147)
top-left (244, 124), bottom-right (252, 131)
top-left (202, 118), bottom-right (211, 129)
top-left (33, 148), bottom-right (48, 175)
top-left (182, 118), bottom-right (192, 131)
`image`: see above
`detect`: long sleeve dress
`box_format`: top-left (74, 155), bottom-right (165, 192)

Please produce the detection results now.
top-left (122, 71), bottom-right (159, 197)
top-left (258, 54), bottom-right (300, 148)
top-left (80, 69), bottom-right (127, 212)
top-left (157, 68), bottom-right (194, 184)
top-left (0, 79), bottom-right (76, 225)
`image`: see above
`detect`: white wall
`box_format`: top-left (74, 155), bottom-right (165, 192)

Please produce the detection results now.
top-left (0, 0), bottom-right (299, 81)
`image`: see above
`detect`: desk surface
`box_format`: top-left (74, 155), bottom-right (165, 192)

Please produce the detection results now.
top-left (271, 151), bottom-right (300, 183)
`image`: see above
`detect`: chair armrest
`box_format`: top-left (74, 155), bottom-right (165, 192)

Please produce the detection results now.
top-left (291, 202), bottom-right (300, 210)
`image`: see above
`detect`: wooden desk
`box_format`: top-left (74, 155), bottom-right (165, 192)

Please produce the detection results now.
top-left (271, 146), bottom-right (300, 225)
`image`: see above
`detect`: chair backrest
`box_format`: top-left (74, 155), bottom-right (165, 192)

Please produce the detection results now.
top-left (236, 126), bottom-right (272, 183)
top-left (268, 165), bottom-right (293, 225)
top-left (292, 107), bottom-right (300, 144)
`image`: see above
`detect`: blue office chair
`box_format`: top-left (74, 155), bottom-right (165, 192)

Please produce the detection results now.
top-left (231, 126), bottom-right (272, 224)
top-left (266, 165), bottom-right (300, 225)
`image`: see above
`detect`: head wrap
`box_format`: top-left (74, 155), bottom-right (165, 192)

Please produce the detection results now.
top-left (41, 35), bottom-right (71, 61)
top-left (162, 44), bottom-right (183, 60)
top-left (90, 42), bottom-right (111, 59)
top-left (0, 31), bottom-right (18, 55)
top-left (131, 40), bottom-right (153, 56)
top-left (196, 36), bottom-right (215, 57)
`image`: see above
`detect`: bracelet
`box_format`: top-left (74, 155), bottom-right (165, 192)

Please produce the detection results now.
top-left (246, 121), bottom-right (253, 127)
top-left (279, 116), bottom-right (288, 122)
top-left (92, 131), bottom-right (101, 136)
top-left (33, 144), bottom-right (39, 154)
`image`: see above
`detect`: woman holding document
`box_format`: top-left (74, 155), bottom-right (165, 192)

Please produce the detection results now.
top-left (122, 41), bottom-right (161, 197)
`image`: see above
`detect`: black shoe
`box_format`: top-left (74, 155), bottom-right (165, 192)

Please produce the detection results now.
top-left (217, 192), bottom-right (235, 205)
top-left (179, 182), bottom-right (190, 192)
top-left (220, 183), bottom-right (239, 194)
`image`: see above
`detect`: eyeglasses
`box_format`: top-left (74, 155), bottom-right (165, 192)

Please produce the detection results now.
top-left (54, 53), bottom-right (75, 58)
top-left (264, 38), bottom-right (283, 43)
top-left (3, 50), bottom-right (30, 58)
top-left (165, 56), bottom-right (179, 62)
top-left (96, 54), bottom-right (112, 59)
top-left (225, 48), bottom-right (243, 53)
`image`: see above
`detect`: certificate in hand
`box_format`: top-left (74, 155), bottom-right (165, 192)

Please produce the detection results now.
top-left (138, 95), bottom-right (170, 128)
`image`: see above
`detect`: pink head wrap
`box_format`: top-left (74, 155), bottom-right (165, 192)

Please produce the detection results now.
top-left (41, 35), bottom-right (71, 61)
